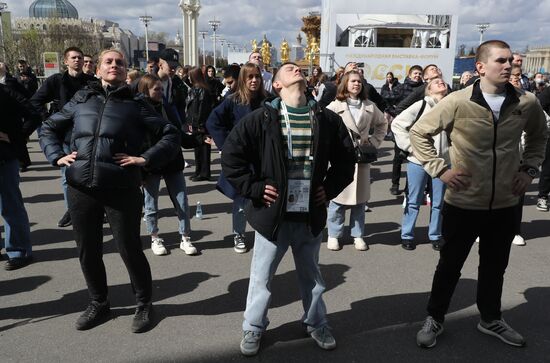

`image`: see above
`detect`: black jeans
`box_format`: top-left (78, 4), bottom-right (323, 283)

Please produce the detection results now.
top-left (427, 203), bottom-right (515, 323)
top-left (392, 143), bottom-right (404, 186)
top-left (67, 185), bottom-right (152, 306)
top-left (194, 142), bottom-right (211, 178)
top-left (537, 139), bottom-right (550, 197)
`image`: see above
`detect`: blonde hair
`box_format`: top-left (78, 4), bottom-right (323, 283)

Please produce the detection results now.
top-left (97, 49), bottom-right (128, 68)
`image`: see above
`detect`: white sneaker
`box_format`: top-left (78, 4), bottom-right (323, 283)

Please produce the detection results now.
top-left (180, 236), bottom-right (198, 255)
top-left (512, 235), bottom-right (526, 246)
top-left (353, 237), bottom-right (369, 251)
top-left (151, 237), bottom-right (168, 256)
top-left (327, 237), bottom-right (340, 251)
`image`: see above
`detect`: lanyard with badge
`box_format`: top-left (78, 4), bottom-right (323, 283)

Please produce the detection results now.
top-left (280, 101), bottom-right (315, 213)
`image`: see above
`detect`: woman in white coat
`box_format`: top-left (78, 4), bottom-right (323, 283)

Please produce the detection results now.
top-left (391, 78), bottom-right (450, 251)
top-left (326, 70), bottom-right (387, 251)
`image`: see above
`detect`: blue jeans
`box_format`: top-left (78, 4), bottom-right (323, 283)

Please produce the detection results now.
top-left (0, 159), bottom-right (32, 258)
top-left (327, 201), bottom-right (366, 238)
top-left (143, 171), bottom-right (191, 236)
top-left (232, 195), bottom-right (246, 235)
top-left (401, 161), bottom-right (445, 241)
top-left (243, 222), bottom-right (327, 332)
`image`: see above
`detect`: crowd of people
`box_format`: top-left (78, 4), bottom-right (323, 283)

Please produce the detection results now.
top-left (1, 39), bottom-right (549, 356)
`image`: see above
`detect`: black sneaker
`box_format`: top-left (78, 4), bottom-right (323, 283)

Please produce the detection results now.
top-left (233, 234), bottom-right (247, 254)
top-left (75, 301), bottom-right (110, 330)
top-left (431, 239), bottom-right (444, 251)
top-left (417, 316), bottom-right (444, 348)
top-left (401, 240), bottom-right (416, 251)
top-left (5, 256), bottom-right (33, 271)
top-left (57, 211), bottom-right (72, 227)
top-left (390, 184), bottom-right (400, 196)
top-left (477, 319), bottom-right (526, 347)
top-left (131, 303), bottom-right (153, 333)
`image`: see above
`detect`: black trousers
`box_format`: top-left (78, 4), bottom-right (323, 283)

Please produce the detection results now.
top-left (392, 143), bottom-right (404, 186)
top-left (194, 143), bottom-right (211, 178)
top-left (67, 185), bottom-right (152, 306)
top-left (427, 203), bottom-right (515, 323)
top-left (537, 138), bottom-right (550, 197)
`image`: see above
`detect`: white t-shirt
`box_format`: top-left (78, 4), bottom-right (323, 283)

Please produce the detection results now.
top-left (482, 92), bottom-right (506, 121)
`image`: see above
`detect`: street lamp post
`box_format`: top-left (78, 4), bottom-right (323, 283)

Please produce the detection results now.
top-left (476, 23), bottom-right (490, 45)
top-left (208, 18), bottom-right (220, 69)
top-left (199, 30), bottom-right (208, 66)
top-left (219, 38), bottom-right (225, 63)
top-left (139, 15), bottom-right (152, 62)
top-left (0, 2), bottom-right (8, 62)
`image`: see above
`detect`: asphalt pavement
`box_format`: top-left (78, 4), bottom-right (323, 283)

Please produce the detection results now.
top-left (1, 137), bottom-right (549, 363)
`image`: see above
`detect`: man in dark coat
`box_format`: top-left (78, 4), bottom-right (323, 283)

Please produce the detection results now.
top-left (222, 62), bottom-right (355, 356)
top-left (30, 46), bottom-right (96, 228)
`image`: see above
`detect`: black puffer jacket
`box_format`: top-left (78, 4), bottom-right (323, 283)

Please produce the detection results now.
top-left (40, 84), bottom-right (181, 190)
top-left (221, 98), bottom-right (356, 240)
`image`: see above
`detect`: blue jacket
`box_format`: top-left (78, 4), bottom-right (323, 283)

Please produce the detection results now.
top-left (206, 95), bottom-right (263, 199)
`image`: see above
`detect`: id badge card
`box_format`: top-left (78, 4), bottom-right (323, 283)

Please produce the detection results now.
top-left (286, 179), bottom-right (310, 213)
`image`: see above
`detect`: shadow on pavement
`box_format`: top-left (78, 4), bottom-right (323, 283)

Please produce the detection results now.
top-left (0, 276), bottom-right (52, 297)
top-left (0, 272), bottom-right (216, 331)
top-left (146, 282), bottom-right (550, 363)
top-left (151, 264), bottom-right (349, 324)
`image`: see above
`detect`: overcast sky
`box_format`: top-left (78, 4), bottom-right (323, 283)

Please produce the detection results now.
top-left (7, 0), bottom-right (550, 53)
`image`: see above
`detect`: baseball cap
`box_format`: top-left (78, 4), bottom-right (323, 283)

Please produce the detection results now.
top-left (158, 48), bottom-right (180, 69)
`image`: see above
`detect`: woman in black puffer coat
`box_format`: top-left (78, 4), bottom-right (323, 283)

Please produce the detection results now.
top-left (40, 50), bottom-right (180, 334)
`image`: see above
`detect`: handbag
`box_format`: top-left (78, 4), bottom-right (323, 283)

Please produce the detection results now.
top-left (350, 129), bottom-right (377, 164)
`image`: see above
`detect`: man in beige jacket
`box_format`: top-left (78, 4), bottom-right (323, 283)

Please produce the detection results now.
top-left (410, 40), bottom-right (547, 349)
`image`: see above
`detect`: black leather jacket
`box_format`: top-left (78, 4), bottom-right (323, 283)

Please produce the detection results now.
top-left (40, 84), bottom-right (180, 190)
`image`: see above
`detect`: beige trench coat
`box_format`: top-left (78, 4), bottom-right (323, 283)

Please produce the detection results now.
top-left (326, 98), bottom-right (387, 205)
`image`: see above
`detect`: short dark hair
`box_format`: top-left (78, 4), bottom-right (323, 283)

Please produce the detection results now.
top-left (223, 64), bottom-right (240, 80)
top-left (83, 54), bottom-right (94, 60)
top-left (17, 59), bottom-right (27, 65)
top-left (476, 40), bottom-right (510, 63)
top-left (408, 65), bottom-right (423, 76)
top-left (63, 46), bottom-right (84, 59)
top-left (422, 64), bottom-right (438, 77)
top-left (336, 70), bottom-right (367, 101)
top-left (273, 61), bottom-right (299, 83)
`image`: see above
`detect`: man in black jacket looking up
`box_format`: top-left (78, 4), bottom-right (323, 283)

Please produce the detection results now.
top-left (221, 62), bottom-right (355, 356)
top-left (31, 46), bottom-right (96, 228)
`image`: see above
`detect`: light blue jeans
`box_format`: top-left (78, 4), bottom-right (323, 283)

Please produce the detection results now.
top-left (143, 171), bottom-right (191, 236)
top-left (232, 195), bottom-right (246, 235)
top-left (0, 159), bottom-right (32, 258)
top-left (401, 161), bottom-right (445, 241)
top-left (243, 222), bottom-right (327, 333)
top-left (327, 200), bottom-right (366, 238)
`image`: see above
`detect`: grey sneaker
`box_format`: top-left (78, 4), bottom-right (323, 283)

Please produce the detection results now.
top-left (240, 330), bottom-right (262, 356)
top-left (416, 316), bottom-right (444, 348)
top-left (233, 234), bottom-right (247, 254)
top-left (477, 319), bottom-right (526, 347)
top-left (536, 197), bottom-right (549, 211)
top-left (309, 326), bottom-right (336, 350)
